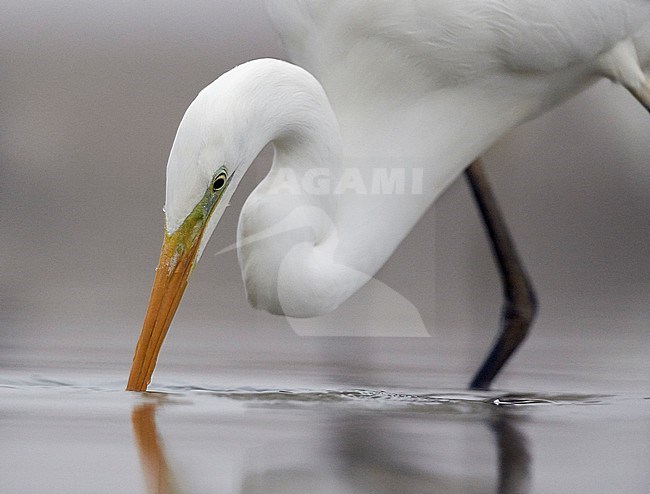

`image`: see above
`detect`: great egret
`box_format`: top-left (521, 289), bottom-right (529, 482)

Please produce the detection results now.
top-left (127, 2), bottom-right (650, 392)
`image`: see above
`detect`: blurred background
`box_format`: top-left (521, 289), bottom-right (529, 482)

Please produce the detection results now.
top-left (1, 0), bottom-right (648, 389)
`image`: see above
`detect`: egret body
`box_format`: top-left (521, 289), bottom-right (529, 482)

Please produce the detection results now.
top-left (127, 1), bottom-right (650, 392)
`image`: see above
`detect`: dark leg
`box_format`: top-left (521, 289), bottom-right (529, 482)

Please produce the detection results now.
top-left (464, 159), bottom-right (537, 390)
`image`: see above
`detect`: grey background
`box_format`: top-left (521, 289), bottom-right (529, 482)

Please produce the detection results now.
top-left (1, 1), bottom-right (648, 379)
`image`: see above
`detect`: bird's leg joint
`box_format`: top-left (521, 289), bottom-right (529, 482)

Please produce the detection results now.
top-left (500, 280), bottom-right (538, 350)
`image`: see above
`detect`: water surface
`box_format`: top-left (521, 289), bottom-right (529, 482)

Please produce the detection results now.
top-left (1, 333), bottom-right (649, 494)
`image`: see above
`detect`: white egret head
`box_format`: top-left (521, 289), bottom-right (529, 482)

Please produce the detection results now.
top-left (127, 70), bottom-right (247, 392)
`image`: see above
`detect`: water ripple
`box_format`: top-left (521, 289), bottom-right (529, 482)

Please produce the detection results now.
top-left (151, 384), bottom-right (612, 412)
top-left (0, 377), bottom-right (619, 413)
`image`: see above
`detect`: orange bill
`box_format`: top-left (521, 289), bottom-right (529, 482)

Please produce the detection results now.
top-left (127, 168), bottom-right (229, 391)
top-left (126, 228), bottom-right (201, 391)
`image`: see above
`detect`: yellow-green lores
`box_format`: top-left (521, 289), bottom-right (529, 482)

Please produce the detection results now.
top-left (163, 167), bottom-right (229, 274)
top-left (125, 167), bottom-right (230, 391)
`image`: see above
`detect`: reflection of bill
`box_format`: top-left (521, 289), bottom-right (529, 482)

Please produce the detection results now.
top-left (131, 404), bottom-right (180, 494)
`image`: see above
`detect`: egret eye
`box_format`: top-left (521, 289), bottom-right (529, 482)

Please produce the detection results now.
top-left (212, 173), bottom-right (227, 192)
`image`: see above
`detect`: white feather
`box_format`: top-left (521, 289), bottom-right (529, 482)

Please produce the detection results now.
top-left (162, 1), bottom-right (650, 316)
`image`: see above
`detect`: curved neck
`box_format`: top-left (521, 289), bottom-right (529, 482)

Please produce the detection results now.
top-left (225, 60), bottom-right (343, 178)
top-left (217, 60), bottom-right (371, 317)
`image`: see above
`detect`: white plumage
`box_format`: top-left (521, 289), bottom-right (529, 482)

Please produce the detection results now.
top-left (177, 1), bottom-right (650, 315)
top-left (127, 1), bottom-right (650, 391)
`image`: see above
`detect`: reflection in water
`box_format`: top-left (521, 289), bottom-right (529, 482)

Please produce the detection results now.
top-left (131, 395), bottom-right (531, 493)
top-left (491, 416), bottom-right (531, 494)
top-left (323, 411), bottom-right (531, 494)
top-left (131, 404), bottom-right (180, 494)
